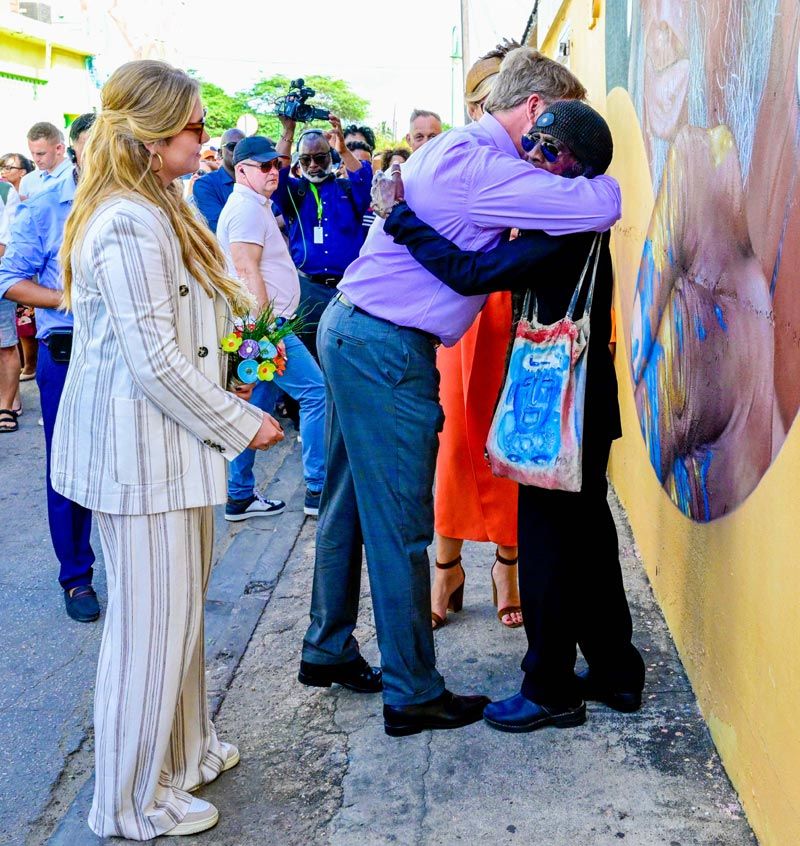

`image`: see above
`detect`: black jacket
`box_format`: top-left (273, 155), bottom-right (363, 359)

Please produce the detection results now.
top-left (384, 202), bottom-right (621, 443)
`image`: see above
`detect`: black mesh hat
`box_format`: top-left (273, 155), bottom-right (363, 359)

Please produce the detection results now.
top-left (534, 100), bottom-right (614, 175)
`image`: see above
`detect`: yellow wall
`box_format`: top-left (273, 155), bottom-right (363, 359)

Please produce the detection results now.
top-left (533, 2), bottom-right (800, 844)
top-left (0, 28), bottom-right (96, 151)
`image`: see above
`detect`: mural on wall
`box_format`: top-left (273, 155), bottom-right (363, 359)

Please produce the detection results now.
top-left (607, 0), bottom-right (800, 521)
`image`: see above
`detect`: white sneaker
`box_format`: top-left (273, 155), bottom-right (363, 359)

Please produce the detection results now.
top-left (224, 492), bottom-right (286, 522)
top-left (163, 797), bottom-right (219, 836)
top-left (188, 741), bottom-right (240, 793)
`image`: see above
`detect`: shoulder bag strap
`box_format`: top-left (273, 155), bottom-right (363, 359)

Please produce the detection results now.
top-left (567, 233), bottom-right (602, 320)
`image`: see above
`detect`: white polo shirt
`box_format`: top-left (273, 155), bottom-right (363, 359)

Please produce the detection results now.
top-left (217, 183), bottom-right (300, 319)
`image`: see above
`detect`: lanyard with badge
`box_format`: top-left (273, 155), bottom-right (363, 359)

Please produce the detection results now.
top-left (309, 183), bottom-right (324, 244)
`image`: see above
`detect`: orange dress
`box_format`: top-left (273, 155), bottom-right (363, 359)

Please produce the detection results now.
top-left (434, 291), bottom-right (518, 546)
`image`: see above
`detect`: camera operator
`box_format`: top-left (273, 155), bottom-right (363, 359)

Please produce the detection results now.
top-left (274, 113), bottom-right (372, 360)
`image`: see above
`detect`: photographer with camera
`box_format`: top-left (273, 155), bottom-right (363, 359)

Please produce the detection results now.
top-left (273, 106), bottom-right (372, 361)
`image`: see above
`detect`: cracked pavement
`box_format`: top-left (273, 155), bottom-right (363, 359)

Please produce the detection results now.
top-left (4, 380), bottom-right (758, 845)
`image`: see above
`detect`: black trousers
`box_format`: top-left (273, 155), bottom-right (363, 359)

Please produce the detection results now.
top-left (517, 436), bottom-right (645, 704)
top-left (297, 275), bottom-right (338, 362)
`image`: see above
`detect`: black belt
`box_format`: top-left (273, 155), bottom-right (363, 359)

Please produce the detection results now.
top-left (335, 292), bottom-right (440, 347)
top-left (301, 272), bottom-right (342, 288)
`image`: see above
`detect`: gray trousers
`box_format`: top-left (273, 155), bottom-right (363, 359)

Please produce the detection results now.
top-left (90, 507), bottom-right (227, 840)
top-left (302, 296), bottom-right (446, 707)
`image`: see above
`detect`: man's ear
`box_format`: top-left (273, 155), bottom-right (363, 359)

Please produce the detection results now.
top-left (404, 133), bottom-right (412, 146)
top-left (526, 93), bottom-right (546, 124)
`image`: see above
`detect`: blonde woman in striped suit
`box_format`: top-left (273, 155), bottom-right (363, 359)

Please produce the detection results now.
top-left (51, 61), bottom-right (285, 840)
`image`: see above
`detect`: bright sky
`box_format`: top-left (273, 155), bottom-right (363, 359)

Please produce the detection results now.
top-left (169, 0), bottom-right (531, 134)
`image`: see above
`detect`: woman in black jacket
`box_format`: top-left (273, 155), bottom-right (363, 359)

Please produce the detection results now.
top-left (374, 100), bottom-right (645, 732)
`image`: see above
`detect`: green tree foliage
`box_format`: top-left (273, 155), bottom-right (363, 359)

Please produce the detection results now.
top-left (192, 73), bottom-right (370, 142)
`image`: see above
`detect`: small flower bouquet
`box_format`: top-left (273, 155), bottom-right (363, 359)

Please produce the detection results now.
top-left (220, 302), bottom-right (300, 390)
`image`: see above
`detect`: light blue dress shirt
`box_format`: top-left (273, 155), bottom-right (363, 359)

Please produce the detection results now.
top-left (0, 172), bottom-right (75, 339)
top-left (19, 157), bottom-right (73, 199)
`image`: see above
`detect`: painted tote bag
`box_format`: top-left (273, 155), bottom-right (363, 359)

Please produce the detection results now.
top-left (486, 234), bottom-right (601, 492)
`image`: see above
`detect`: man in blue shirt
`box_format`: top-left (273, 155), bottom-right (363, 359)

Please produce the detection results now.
top-left (274, 114), bottom-right (372, 359)
top-left (192, 126), bottom-right (244, 232)
top-left (0, 113), bottom-right (100, 623)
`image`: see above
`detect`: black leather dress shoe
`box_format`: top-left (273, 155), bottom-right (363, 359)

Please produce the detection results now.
top-left (298, 656), bottom-right (382, 693)
top-left (383, 689), bottom-right (491, 737)
top-left (483, 693), bottom-right (586, 733)
top-left (64, 586), bottom-right (100, 623)
top-left (575, 668), bottom-right (642, 713)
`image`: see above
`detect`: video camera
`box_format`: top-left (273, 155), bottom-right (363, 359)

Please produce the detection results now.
top-left (273, 79), bottom-right (330, 123)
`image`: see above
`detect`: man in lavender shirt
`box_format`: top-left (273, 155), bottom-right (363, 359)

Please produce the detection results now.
top-left (299, 48), bottom-right (622, 736)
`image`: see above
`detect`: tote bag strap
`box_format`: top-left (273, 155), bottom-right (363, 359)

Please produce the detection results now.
top-left (521, 287), bottom-right (538, 323)
top-left (567, 233), bottom-right (602, 320)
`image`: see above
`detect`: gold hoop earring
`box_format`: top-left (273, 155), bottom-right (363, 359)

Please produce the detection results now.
top-left (150, 152), bottom-right (163, 173)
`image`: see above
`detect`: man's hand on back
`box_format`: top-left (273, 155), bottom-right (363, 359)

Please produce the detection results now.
top-left (371, 165), bottom-right (405, 218)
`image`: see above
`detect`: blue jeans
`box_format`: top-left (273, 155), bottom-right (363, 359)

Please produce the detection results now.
top-left (228, 332), bottom-right (325, 498)
top-left (302, 296), bottom-right (446, 707)
top-left (37, 340), bottom-right (95, 590)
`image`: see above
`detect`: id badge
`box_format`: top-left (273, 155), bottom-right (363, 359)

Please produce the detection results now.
top-left (313, 226), bottom-right (324, 244)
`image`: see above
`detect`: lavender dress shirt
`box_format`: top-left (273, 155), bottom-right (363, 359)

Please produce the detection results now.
top-left (338, 112), bottom-right (622, 346)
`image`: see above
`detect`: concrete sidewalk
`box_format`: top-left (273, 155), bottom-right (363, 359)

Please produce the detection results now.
top-left (50, 456), bottom-right (757, 845)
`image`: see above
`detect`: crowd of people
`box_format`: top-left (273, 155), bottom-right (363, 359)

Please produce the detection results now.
top-left (0, 42), bottom-right (643, 841)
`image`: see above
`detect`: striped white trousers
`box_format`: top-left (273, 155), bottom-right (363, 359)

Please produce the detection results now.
top-left (89, 507), bottom-right (228, 840)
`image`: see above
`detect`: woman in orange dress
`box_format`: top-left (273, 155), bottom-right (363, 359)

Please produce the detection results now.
top-left (431, 42), bottom-right (522, 630)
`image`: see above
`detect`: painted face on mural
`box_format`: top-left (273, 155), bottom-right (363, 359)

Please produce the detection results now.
top-left (616, 0), bottom-right (800, 521)
top-left (629, 125), bottom-right (774, 520)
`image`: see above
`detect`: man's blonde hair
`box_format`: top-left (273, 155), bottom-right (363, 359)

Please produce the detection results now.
top-left (485, 47), bottom-right (586, 113)
top-left (60, 60), bottom-right (251, 314)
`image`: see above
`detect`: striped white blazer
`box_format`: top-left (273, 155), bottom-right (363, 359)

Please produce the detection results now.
top-left (51, 196), bottom-right (263, 516)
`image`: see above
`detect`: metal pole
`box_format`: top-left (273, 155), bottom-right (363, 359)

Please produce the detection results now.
top-left (460, 0), bottom-right (470, 123)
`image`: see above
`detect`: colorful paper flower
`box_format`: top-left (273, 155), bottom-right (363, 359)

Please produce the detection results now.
top-left (221, 333), bottom-right (242, 352)
top-left (258, 339), bottom-right (278, 359)
top-left (237, 359), bottom-right (259, 384)
top-left (257, 361), bottom-right (276, 381)
top-left (238, 339), bottom-right (260, 359)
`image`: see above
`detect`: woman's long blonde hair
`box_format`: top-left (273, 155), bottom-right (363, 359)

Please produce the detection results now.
top-left (60, 60), bottom-right (251, 314)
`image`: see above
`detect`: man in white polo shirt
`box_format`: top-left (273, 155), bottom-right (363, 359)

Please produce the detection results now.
top-left (218, 136), bottom-right (326, 519)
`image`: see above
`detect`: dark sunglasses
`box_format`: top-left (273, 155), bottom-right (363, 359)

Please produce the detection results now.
top-left (298, 152), bottom-right (331, 167)
top-left (223, 141), bottom-right (238, 151)
top-left (183, 109), bottom-right (208, 141)
top-left (241, 159), bottom-right (284, 173)
top-left (521, 131), bottom-right (563, 163)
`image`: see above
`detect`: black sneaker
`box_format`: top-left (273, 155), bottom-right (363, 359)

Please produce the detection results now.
top-left (225, 492), bottom-right (286, 522)
top-left (64, 585), bottom-right (100, 622)
top-left (304, 488), bottom-right (322, 517)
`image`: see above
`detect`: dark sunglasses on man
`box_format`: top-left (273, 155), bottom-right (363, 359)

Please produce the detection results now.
top-left (241, 159), bottom-right (284, 173)
top-left (298, 152), bottom-right (331, 168)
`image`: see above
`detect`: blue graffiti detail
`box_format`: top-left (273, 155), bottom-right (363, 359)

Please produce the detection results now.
top-left (714, 304), bottom-right (728, 331)
top-left (672, 449), bottom-right (713, 522)
top-left (642, 343), bottom-right (665, 479)
top-left (674, 302), bottom-right (684, 355)
top-left (694, 314), bottom-right (707, 341)
top-left (493, 341), bottom-right (570, 467)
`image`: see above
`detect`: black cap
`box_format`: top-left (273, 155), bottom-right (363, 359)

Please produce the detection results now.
top-left (233, 136), bottom-right (280, 166)
top-left (535, 101), bottom-right (613, 176)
